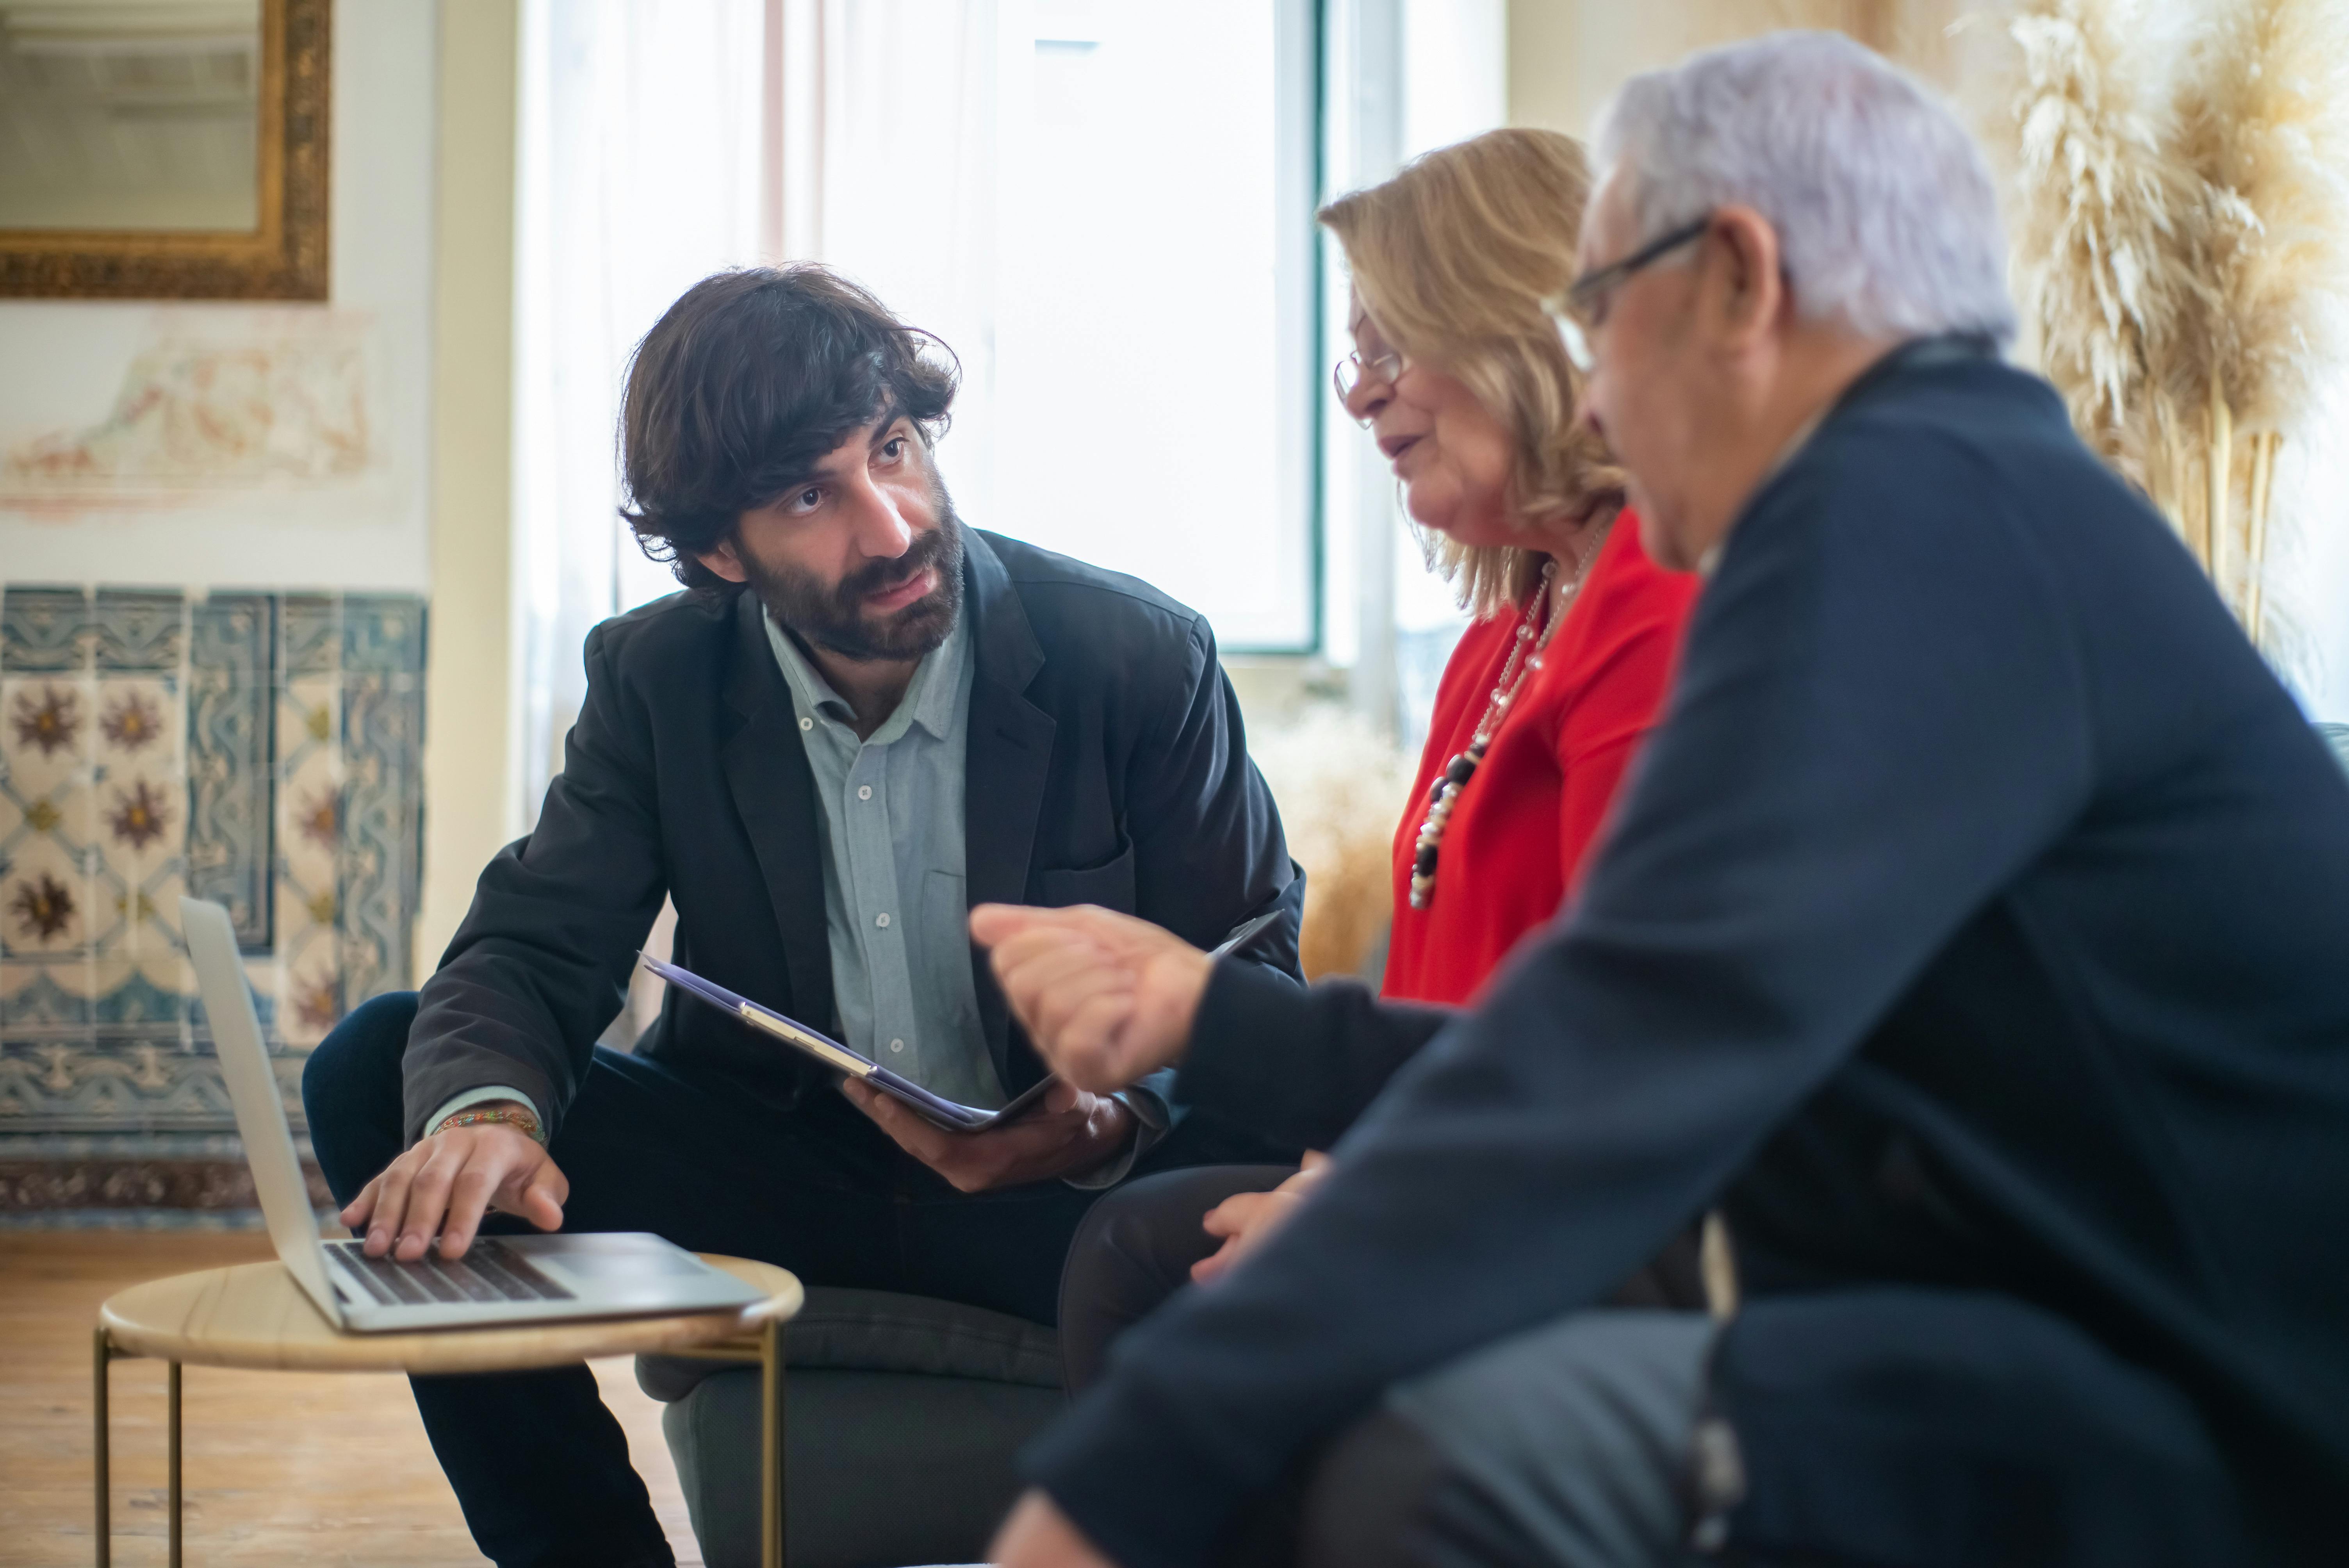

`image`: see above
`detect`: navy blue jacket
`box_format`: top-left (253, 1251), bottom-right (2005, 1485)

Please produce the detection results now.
top-left (402, 529), bottom-right (1303, 1144)
top-left (1027, 351), bottom-right (2349, 1566)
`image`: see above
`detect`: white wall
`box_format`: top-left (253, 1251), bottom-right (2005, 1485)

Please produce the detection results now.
top-left (0, 1), bottom-right (437, 591)
top-left (0, 0), bottom-right (525, 977)
top-left (419, 0), bottom-right (521, 967)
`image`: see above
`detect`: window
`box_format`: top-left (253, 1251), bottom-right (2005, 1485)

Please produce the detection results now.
top-left (978, 0), bottom-right (1319, 650)
top-left (514, 0), bottom-right (1500, 818)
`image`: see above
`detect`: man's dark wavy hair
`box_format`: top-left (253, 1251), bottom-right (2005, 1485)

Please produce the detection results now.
top-left (618, 265), bottom-right (960, 598)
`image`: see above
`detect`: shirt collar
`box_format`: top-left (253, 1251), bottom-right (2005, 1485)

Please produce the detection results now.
top-left (763, 602), bottom-right (969, 745)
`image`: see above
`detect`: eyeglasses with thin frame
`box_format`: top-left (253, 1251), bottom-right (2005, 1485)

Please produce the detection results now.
top-left (1545, 214), bottom-right (1713, 372)
top-left (1332, 348), bottom-right (1406, 425)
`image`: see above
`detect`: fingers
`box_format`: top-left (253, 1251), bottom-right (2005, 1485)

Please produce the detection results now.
top-left (1274, 1161), bottom-right (1330, 1196)
top-left (970, 903), bottom-right (1091, 948)
top-left (1195, 1183), bottom-right (1307, 1280)
top-left (434, 1134), bottom-right (548, 1258)
top-left (847, 1076), bottom-right (1117, 1194)
top-left (437, 1157), bottom-right (503, 1259)
top-left (988, 1489), bottom-right (1120, 1568)
top-left (364, 1149), bottom-right (421, 1256)
top-left (353, 1128), bottom-right (554, 1260)
top-left (1191, 1236), bottom-right (1244, 1284)
top-left (516, 1161), bottom-right (568, 1232)
top-left (993, 939), bottom-right (1136, 1040)
top-left (1028, 964), bottom-right (1141, 1053)
top-left (1126, 948), bottom-right (1214, 1059)
top-left (1300, 1149), bottom-right (1332, 1173)
top-left (393, 1139), bottom-right (468, 1261)
top-left (483, 1148), bottom-right (567, 1244)
top-left (340, 1172), bottom-right (380, 1231)
top-left (1050, 993), bottom-right (1150, 1091)
top-left (981, 908), bottom-right (1214, 1097)
top-left (844, 1080), bottom-right (959, 1167)
top-left (972, 902), bottom-right (1164, 955)
top-left (1200, 1190), bottom-right (1274, 1239)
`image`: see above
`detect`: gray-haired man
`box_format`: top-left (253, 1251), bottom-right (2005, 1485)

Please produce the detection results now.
top-left (984, 29), bottom-right (2349, 1568)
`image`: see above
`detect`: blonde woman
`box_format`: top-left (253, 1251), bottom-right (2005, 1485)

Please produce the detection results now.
top-left (1050, 129), bottom-right (1700, 1390)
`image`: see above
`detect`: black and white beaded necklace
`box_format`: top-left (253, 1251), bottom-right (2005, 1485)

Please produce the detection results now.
top-left (1407, 519), bottom-right (1613, 911)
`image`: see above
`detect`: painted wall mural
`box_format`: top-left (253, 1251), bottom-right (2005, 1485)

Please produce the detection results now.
top-left (0, 315), bottom-right (382, 514)
top-left (0, 584), bottom-right (425, 1222)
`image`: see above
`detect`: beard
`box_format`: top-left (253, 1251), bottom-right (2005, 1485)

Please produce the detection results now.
top-left (741, 502), bottom-right (966, 664)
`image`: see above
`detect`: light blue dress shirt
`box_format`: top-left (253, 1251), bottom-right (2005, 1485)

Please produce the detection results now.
top-left (762, 606), bottom-right (994, 1105)
top-left (763, 608), bottom-right (1161, 1187)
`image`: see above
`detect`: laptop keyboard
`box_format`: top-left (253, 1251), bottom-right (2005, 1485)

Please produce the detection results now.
top-left (328, 1238), bottom-right (576, 1306)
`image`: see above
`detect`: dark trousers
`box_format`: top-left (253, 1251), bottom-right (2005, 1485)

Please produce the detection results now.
top-left (1058, 1163), bottom-right (1295, 1392)
top-left (1060, 1166), bottom-right (1712, 1395)
top-left (303, 994), bottom-right (1270, 1568)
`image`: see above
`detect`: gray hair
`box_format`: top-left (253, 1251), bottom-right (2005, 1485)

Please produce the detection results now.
top-left (1593, 31), bottom-right (2016, 345)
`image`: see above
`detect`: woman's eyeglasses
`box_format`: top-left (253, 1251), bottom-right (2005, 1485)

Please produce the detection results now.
top-left (1332, 349), bottom-right (1405, 425)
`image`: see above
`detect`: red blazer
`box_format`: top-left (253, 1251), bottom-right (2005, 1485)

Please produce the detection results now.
top-left (1382, 515), bottom-right (1697, 1007)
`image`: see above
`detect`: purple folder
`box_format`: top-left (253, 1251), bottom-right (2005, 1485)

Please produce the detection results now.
top-left (636, 954), bottom-right (1057, 1133)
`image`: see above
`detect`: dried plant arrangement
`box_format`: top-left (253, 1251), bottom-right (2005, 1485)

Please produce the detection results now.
top-left (1999, 0), bottom-right (2213, 538)
top-left (1248, 706), bottom-right (1414, 982)
top-left (1996, 0), bottom-right (2349, 647)
top-left (2172, 0), bottom-right (2349, 638)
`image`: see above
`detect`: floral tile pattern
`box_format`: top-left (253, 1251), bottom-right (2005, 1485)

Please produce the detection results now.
top-left (0, 586), bottom-right (428, 1156)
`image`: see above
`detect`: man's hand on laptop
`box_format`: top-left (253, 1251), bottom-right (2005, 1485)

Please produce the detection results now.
top-left (969, 903), bottom-right (1212, 1093)
top-left (339, 1103), bottom-right (569, 1262)
top-left (842, 1076), bottom-right (1135, 1192)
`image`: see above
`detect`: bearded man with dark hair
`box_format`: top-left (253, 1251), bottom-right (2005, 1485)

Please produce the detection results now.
top-left (301, 264), bottom-right (1305, 1568)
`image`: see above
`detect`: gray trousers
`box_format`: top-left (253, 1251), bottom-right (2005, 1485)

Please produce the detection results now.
top-left (1287, 1310), bottom-right (1718, 1568)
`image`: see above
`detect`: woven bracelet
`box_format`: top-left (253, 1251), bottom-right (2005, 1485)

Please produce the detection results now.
top-left (433, 1106), bottom-right (547, 1145)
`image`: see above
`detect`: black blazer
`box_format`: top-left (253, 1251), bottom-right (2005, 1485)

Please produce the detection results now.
top-left (402, 529), bottom-right (1303, 1144)
top-left (1027, 349), bottom-right (2349, 1568)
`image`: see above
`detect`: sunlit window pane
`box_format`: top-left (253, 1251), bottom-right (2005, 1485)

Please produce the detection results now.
top-left (978, 0), bottom-right (1317, 649)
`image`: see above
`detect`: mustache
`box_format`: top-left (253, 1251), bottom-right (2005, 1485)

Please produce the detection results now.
top-left (838, 524), bottom-right (954, 603)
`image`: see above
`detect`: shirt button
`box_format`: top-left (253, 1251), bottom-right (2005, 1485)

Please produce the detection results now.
top-left (875, 912), bottom-right (891, 928)
top-left (798, 716), bottom-right (813, 731)
top-left (889, 1039), bottom-right (905, 1053)
top-left (857, 784), bottom-right (873, 801)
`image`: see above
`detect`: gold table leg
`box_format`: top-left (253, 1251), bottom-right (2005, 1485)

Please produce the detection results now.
top-left (761, 1318), bottom-right (786, 1568)
top-left (92, 1329), bottom-right (110, 1568)
top-left (167, 1361), bottom-right (182, 1568)
top-left (91, 1338), bottom-right (183, 1568)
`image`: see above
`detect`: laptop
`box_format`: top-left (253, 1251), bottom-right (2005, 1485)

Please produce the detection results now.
top-left (183, 896), bottom-right (766, 1332)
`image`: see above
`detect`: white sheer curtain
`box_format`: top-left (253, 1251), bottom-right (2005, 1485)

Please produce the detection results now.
top-left (511, 0), bottom-right (1445, 811)
top-left (512, 0), bottom-right (767, 822)
top-left (771, 0), bottom-right (1008, 550)
top-left (510, 0), bottom-right (1028, 827)
top-left (1320, 0), bottom-right (1506, 746)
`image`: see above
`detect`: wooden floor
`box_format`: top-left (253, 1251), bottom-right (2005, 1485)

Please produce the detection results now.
top-left (0, 1231), bottom-right (703, 1566)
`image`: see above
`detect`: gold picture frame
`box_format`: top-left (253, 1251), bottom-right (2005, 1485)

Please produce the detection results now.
top-left (0, 0), bottom-right (330, 301)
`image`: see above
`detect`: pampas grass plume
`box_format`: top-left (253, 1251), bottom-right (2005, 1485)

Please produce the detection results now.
top-left (2002, 0), bottom-right (2212, 506)
top-left (2175, 0), bottom-right (2349, 435)
top-left (1248, 706), bottom-right (1414, 983)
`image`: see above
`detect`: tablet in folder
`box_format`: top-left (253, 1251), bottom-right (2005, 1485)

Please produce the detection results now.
top-left (639, 908), bottom-right (1285, 1134)
top-left (638, 954), bottom-right (1056, 1132)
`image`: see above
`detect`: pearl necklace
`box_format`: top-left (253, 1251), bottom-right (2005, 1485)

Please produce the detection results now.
top-left (1408, 521), bottom-right (1612, 911)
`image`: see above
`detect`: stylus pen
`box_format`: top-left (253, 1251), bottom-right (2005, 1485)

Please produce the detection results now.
top-left (1208, 907), bottom-right (1284, 960)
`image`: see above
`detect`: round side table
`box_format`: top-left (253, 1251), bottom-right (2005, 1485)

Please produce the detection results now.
top-left (94, 1252), bottom-right (802, 1568)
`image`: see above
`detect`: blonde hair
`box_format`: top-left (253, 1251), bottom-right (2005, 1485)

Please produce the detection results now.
top-left (1321, 128), bottom-right (1625, 618)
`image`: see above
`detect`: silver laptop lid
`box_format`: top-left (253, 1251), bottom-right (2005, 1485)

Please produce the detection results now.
top-left (181, 896), bottom-right (344, 1326)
